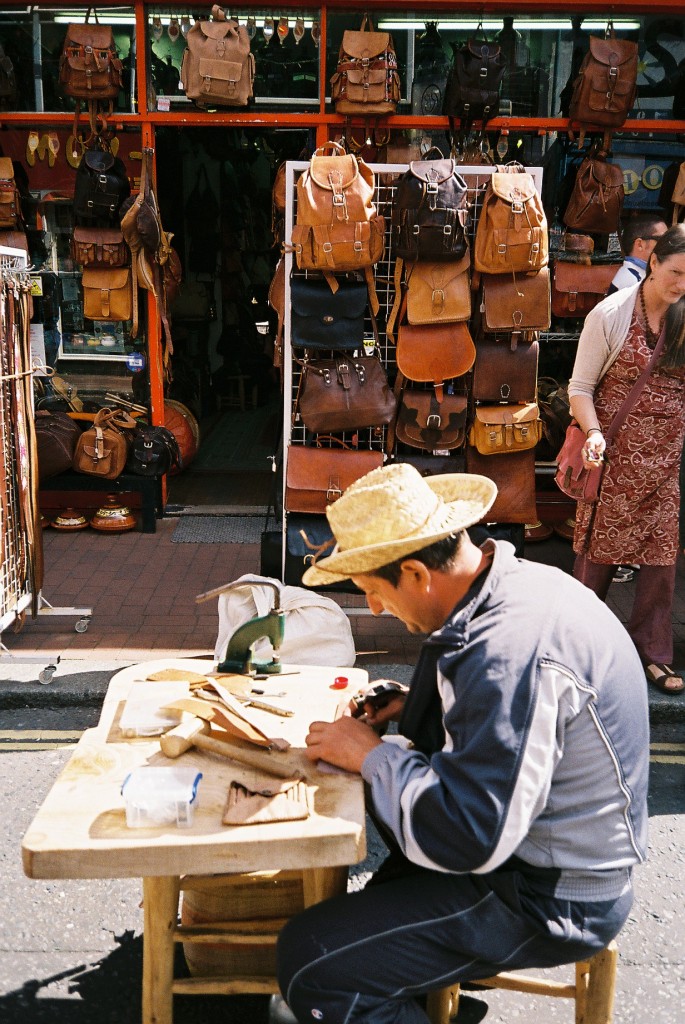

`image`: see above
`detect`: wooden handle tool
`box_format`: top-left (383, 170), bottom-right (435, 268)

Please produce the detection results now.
top-left (159, 717), bottom-right (300, 780)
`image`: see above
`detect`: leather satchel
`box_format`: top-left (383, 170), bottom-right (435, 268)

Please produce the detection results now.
top-left (563, 153), bottom-right (624, 235)
top-left (406, 252), bottom-right (471, 324)
top-left (472, 335), bottom-right (539, 402)
top-left (392, 157), bottom-right (469, 262)
top-left (469, 402), bottom-right (542, 455)
top-left (34, 410), bottom-right (81, 481)
top-left (180, 4), bottom-right (255, 108)
top-left (466, 446), bottom-right (537, 524)
top-left (0, 156), bottom-right (20, 229)
top-left (298, 355), bottom-right (396, 434)
top-left (59, 10), bottom-right (123, 101)
top-left (551, 261), bottom-right (620, 318)
top-left (290, 277), bottom-right (367, 351)
top-left (330, 14), bottom-right (401, 116)
top-left (82, 266), bottom-right (132, 321)
top-left (481, 268), bottom-right (550, 337)
top-left (285, 445), bottom-right (383, 514)
top-left (396, 390), bottom-right (467, 450)
top-left (71, 226), bottom-right (127, 268)
top-left (397, 320), bottom-right (475, 383)
top-left (73, 407), bottom-right (136, 480)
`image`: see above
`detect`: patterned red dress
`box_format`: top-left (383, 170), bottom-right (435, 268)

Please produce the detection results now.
top-left (574, 310), bottom-right (685, 565)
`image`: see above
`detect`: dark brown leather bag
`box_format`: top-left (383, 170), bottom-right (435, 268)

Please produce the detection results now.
top-left (34, 410), bottom-right (81, 481)
top-left (0, 156), bottom-right (20, 229)
top-left (563, 154), bottom-right (624, 235)
top-left (298, 355), bottom-right (396, 434)
top-left (285, 445), bottom-right (383, 514)
top-left (472, 335), bottom-right (539, 402)
top-left (551, 261), bottom-right (620, 318)
top-left (72, 226), bottom-right (128, 268)
top-left (466, 446), bottom-right (537, 524)
top-left (568, 28), bottom-right (638, 143)
top-left (59, 10), bottom-right (123, 101)
top-left (395, 390), bottom-right (467, 450)
top-left (481, 268), bottom-right (550, 339)
top-left (397, 320), bottom-right (476, 384)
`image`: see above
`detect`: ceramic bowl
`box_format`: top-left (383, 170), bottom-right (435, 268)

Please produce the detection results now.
top-left (90, 496), bottom-right (137, 532)
top-left (51, 508), bottom-right (89, 531)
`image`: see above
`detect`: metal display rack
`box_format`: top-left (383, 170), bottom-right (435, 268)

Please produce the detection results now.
top-left (0, 245), bottom-right (91, 684)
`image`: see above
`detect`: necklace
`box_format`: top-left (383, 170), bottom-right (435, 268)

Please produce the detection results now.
top-left (639, 284), bottom-right (665, 349)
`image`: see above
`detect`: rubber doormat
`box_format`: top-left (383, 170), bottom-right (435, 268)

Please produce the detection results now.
top-left (171, 516), bottom-right (263, 544)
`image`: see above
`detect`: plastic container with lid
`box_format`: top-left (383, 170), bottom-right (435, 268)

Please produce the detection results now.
top-left (121, 766), bottom-right (202, 829)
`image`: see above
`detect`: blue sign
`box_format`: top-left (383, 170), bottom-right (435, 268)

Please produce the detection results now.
top-left (126, 352), bottom-right (146, 372)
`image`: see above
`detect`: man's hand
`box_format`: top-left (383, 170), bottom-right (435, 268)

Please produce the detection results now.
top-left (347, 679), bottom-right (408, 729)
top-left (305, 716), bottom-right (382, 773)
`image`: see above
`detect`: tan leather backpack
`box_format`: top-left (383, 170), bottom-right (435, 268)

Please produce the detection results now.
top-left (181, 5), bottom-right (255, 109)
top-left (474, 165), bottom-right (548, 275)
top-left (330, 15), bottom-right (400, 116)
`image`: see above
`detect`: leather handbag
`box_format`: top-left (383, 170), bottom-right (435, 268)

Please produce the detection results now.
top-left (395, 390), bottom-right (468, 450)
top-left (180, 4), bottom-right (255, 108)
top-left (297, 354), bottom-right (396, 434)
top-left (563, 153), bottom-right (624, 235)
top-left (392, 156), bottom-right (469, 262)
top-left (551, 261), bottom-right (620, 318)
top-left (397, 320), bottom-right (476, 383)
top-left (469, 402), bottom-right (542, 455)
top-left (285, 444), bottom-right (383, 514)
top-left (481, 268), bottom-right (550, 338)
top-left (466, 446), bottom-right (537, 524)
top-left (472, 335), bottom-right (539, 402)
top-left (73, 407), bottom-right (136, 480)
top-left (71, 226), bottom-right (128, 268)
top-left (406, 252), bottom-right (471, 324)
top-left (34, 410), bottom-right (82, 481)
top-left (330, 14), bottom-right (401, 116)
top-left (126, 425), bottom-right (182, 477)
top-left (290, 277), bottom-right (367, 351)
top-left (82, 266), bottom-right (132, 321)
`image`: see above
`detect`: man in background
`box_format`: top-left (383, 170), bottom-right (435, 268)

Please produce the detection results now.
top-left (607, 212), bottom-right (668, 294)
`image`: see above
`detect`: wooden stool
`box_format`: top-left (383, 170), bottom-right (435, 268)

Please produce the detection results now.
top-left (426, 941), bottom-right (618, 1024)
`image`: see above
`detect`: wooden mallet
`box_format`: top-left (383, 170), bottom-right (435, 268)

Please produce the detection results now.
top-left (159, 716), bottom-right (301, 780)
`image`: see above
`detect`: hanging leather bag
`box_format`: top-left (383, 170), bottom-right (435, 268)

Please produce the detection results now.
top-left (472, 335), bottom-right (539, 403)
top-left (395, 389), bottom-right (468, 450)
top-left (59, 9), bottom-right (123, 102)
top-left (466, 446), bottom-right (537, 524)
top-left (397, 319), bottom-right (476, 386)
top-left (563, 152), bottom-right (624, 235)
top-left (0, 157), bottom-right (20, 229)
top-left (392, 156), bottom-right (469, 262)
top-left (73, 407), bottom-right (136, 479)
top-left (670, 161), bottom-right (685, 225)
top-left (443, 36), bottom-right (506, 128)
top-left (285, 444), bottom-right (383, 514)
top-left (474, 165), bottom-right (548, 274)
top-left (180, 4), bottom-right (255, 108)
top-left (330, 14), bottom-right (401, 116)
top-left (568, 24), bottom-right (638, 147)
top-left (406, 254), bottom-right (471, 324)
top-left (297, 354), bottom-right (396, 434)
top-left (480, 268), bottom-right (550, 340)
top-left (290, 277), bottom-right (368, 351)
top-left (73, 146), bottom-right (131, 224)
top-left (81, 266), bottom-right (133, 321)
top-left (71, 226), bottom-right (128, 267)
top-left (469, 402), bottom-right (542, 455)
top-left (551, 261), bottom-right (620, 318)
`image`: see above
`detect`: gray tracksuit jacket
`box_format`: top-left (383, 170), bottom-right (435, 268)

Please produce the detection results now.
top-left (361, 541), bottom-right (649, 899)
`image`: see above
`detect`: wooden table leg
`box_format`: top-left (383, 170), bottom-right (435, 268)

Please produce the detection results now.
top-left (302, 865), bottom-right (348, 907)
top-left (142, 875), bottom-right (181, 1024)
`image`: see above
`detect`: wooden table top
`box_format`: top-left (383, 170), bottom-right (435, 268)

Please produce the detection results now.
top-left (22, 659), bottom-right (368, 881)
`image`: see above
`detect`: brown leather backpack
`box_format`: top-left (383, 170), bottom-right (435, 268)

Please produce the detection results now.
top-left (474, 165), bottom-right (548, 275)
top-left (180, 4), bottom-right (255, 109)
top-left (330, 15), bottom-right (400, 116)
top-left (59, 9), bottom-right (123, 135)
top-left (563, 151), bottom-right (624, 235)
top-left (568, 25), bottom-right (638, 148)
top-left (0, 157), bottom-right (20, 229)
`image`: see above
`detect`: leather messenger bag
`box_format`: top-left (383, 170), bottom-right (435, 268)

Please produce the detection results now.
top-left (397, 320), bottom-right (476, 384)
top-left (472, 335), bottom-right (539, 403)
top-left (406, 251), bottom-right (471, 324)
top-left (481, 267), bottom-right (550, 339)
top-left (551, 261), bottom-right (620, 318)
top-left (466, 446), bottom-right (537, 524)
top-left (285, 445), bottom-right (383, 514)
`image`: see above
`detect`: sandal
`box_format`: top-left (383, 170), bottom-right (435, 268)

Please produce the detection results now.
top-left (644, 663), bottom-right (684, 694)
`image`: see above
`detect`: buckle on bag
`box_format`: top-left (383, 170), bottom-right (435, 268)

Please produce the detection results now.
top-left (427, 414), bottom-right (442, 429)
top-left (326, 482), bottom-right (342, 501)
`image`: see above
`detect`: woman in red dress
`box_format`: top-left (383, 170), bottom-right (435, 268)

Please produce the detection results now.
top-left (568, 225), bottom-right (685, 694)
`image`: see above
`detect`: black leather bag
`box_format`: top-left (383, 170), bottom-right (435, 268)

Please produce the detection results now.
top-left (126, 425), bottom-right (182, 476)
top-left (290, 277), bottom-right (367, 350)
top-left (391, 157), bottom-right (469, 262)
top-left (74, 148), bottom-right (131, 224)
top-left (443, 38), bottom-right (506, 127)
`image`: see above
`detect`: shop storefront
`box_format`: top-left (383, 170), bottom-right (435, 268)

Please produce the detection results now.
top-left (0, 2), bottom-right (683, 523)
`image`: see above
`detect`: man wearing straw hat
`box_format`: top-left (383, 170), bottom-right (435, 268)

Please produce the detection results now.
top-left (277, 463), bottom-right (648, 1024)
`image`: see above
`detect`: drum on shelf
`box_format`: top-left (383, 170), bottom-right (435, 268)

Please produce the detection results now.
top-left (163, 399), bottom-right (200, 474)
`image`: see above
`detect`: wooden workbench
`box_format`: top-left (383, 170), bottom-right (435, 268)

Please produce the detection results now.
top-left (22, 658), bottom-right (368, 1024)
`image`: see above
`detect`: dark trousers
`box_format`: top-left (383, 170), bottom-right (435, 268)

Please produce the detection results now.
top-left (573, 554), bottom-right (676, 664)
top-left (277, 861), bottom-right (632, 1024)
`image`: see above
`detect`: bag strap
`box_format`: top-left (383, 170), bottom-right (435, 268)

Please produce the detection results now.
top-left (604, 323), bottom-right (667, 443)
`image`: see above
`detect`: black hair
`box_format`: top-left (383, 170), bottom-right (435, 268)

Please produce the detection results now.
top-left (368, 531), bottom-right (465, 587)
top-left (620, 212), bottom-right (667, 257)
top-left (646, 224), bottom-right (685, 369)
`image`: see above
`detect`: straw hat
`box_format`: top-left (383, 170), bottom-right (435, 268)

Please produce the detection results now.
top-left (302, 462), bottom-right (497, 586)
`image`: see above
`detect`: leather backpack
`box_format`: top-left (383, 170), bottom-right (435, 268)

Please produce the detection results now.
top-left (73, 146), bottom-right (131, 224)
top-left (473, 165), bottom-right (548, 275)
top-left (568, 24), bottom-right (638, 148)
top-left (71, 226), bottom-right (127, 268)
top-left (443, 35), bottom-right (506, 129)
top-left (330, 15), bottom-right (400, 116)
top-left (391, 155), bottom-right (469, 262)
top-left (0, 157), bottom-right (20, 229)
top-left (181, 4), bottom-right (255, 109)
top-left (59, 8), bottom-right (123, 135)
top-left (563, 150), bottom-right (624, 235)
top-left (670, 161), bottom-right (685, 225)
top-left (291, 141), bottom-right (384, 314)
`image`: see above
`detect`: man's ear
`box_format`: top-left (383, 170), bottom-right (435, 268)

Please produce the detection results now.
top-left (398, 559), bottom-right (432, 589)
